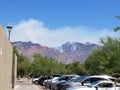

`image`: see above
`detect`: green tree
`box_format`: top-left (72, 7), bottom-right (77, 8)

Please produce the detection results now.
top-left (31, 54), bottom-right (45, 75)
top-left (67, 61), bottom-right (86, 75)
top-left (31, 54), bottom-right (67, 75)
top-left (17, 54), bottom-right (31, 77)
top-left (85, 36), bottom-right (120, 75)
top-left (13, 46), bottom-right (31, 77)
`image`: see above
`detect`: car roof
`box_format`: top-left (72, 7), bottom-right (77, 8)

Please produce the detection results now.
top-left (70, 75), bottom-right (115, 82)
top-left (91, 75), bottom-right (116, 78)
top-left (96, 80), bottom-right (114, 83)
top-left (89, 75), bottom-right (116, 81)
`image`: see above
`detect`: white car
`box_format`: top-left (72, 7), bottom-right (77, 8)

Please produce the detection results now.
top-left (66, 80), bottom-right (120, 90)
top-left (44, 77), bottom-right (59, 88)
top-left (32, 76), bottom-right (41, 84)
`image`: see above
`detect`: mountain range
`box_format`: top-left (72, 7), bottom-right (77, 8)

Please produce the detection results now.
top-left (12, 41), bottom-right (99, 64)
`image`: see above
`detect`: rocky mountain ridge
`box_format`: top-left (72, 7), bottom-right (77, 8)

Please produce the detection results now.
top-left (12, 41), bottom-right (99, 64)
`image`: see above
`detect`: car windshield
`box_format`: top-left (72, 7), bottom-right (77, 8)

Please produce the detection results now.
top-left (58, 75), bottom-right (77, 81)
top-left (50, 77), bottom-right (59, 81)
top-left (69, 76), bottom-right (88, 82)
top-left (69, 76), bottom-right (80, 82)
top-left (88, 81), bottom-right (99, 87)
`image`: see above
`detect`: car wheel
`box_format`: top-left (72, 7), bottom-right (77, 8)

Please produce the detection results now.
top-left (34, 81), bottom-right (38, 84)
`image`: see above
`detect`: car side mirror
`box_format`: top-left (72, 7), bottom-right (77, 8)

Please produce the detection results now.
top-left (95, 86), bottom-right (98, 90)
top-left (81, 82), bottom-right (84, 86)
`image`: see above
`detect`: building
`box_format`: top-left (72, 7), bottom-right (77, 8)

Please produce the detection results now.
top-left (0, 25), bottom-right (17, 90)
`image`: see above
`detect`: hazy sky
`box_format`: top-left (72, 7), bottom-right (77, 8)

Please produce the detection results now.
top-left (0, 0), bottom-right (120, 47)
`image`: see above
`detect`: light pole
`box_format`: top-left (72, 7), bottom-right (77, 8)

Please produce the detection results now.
top-left (6, 25), bottom-right (13, 41)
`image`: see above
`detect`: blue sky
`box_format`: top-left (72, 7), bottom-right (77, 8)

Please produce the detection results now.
top-left (0, 0), bottom-right (120, 47)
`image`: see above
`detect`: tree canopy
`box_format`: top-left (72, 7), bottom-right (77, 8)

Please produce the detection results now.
top-left (31, 54), bottom-right (67, 75)
top-left (85, 36), bottom-right (120, 75)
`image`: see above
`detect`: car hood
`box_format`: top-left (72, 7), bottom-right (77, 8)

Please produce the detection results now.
top-left (66, 86), bottom-right (90, 90)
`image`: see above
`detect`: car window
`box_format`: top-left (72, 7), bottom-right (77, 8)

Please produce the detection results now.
top-left (59, 76), bottom-right (69, 81)
top-left (73, 76), bottom-right (88, 82)
top-left (84, 77), bottom-right (107, 83)
top-left (98, 83), bottom-right (113, 88)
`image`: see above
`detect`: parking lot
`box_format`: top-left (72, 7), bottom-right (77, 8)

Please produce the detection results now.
top-left (32, 74), bottom-right (120, 90)
top-left (14, 75), bottom-right (120, 90)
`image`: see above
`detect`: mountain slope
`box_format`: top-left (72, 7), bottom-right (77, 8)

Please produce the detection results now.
top-left (12, 41), bottom-right (99, 64)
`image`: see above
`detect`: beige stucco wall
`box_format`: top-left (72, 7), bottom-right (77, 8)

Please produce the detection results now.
top-left (0, 25), bottom-right (17, 90)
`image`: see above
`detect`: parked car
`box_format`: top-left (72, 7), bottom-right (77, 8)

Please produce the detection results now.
top-left (38, 76), bottom-right (52, 85)
top-left (44, 77), bottom-right (60, 89)
top-left (44, 74), bottom-right (63, 89)
top-left (32, 75), bottom-right (42, 84)
top-left (66, 80), bottom-right (120, 90)
top-left (57, 75), bottom-right (116, 90)
top-left (50, 75), bottom-right (79, 90)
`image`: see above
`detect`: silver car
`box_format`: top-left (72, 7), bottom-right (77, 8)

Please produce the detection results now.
top-left (66, 80), bottom-right (120, 90)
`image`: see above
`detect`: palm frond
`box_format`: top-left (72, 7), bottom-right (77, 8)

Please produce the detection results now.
top-left (114, 27), bottom-right (120, 32)
top-left (116, 16), bottom-right (120, 19)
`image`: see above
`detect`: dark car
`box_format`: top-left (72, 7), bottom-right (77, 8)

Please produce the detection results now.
top-left (38, 74), bottom-right (63, 86)
top-left (38, 76), bottom-right (51, 85)
top-left (44, 74), bottom-right (63, 88)
top-left (50, 75), bottom-right (79, 90)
